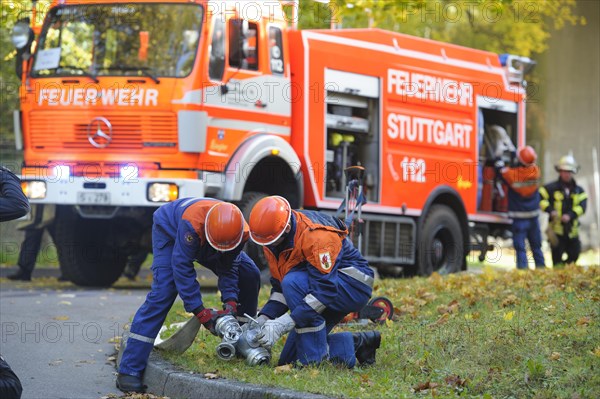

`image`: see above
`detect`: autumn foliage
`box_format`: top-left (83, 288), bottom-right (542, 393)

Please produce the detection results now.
top-left (161, 265), bottom-right (599, 398)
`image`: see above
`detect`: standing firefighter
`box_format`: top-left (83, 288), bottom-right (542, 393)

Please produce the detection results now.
top-left (496, 145), bottom-right (545, 269)
top-left (540, 155), bottom-right (587, 266)
top-left (248, 196), bottom-right (381, 368)
top-left (117, 198), bottom-right (260, 393)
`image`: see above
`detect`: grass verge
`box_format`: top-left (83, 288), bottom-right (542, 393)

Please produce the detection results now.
top-left (160, 265), bottom-right (599, 399)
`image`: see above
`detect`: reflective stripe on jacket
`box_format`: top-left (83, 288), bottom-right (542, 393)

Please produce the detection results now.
top-left (539, 179), bottom-right (587, 238)
top-left (500, 165), bottom-right (541, 215)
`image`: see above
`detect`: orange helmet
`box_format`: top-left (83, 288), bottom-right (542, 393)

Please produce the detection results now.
top-left (205, 202), bottom-right (245, 252)
top-left (248, 196), bottom-right (291, 246)
top-left (517, 146), bottom-right (537, 166)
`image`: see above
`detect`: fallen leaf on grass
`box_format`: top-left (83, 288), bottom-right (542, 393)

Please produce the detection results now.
top-left (550, 352), bottom-right (561, 361)
top-left (503, 311), bottom-right (514, 321)
top-left (274, 364), bottom-right (293, 374)
top-left (444, 374), bottom-right (467, 387)
top-left (437, 300), bottom-right (460, 315)
top-left (358, 373), bottom-right (374, 387)
top-left (591, 347), bottom-right (600, 357)
top-left (397, 305), bottom-right (417, 317)
top-left (415, 298), bottom-right (428, 307)
top-left (429, 313), bottom-right (449, 328)
top-left (204, 372), bottom-right (219, 379)
top-left (576, 316), bottom-right (591, 326)
top-left (53, 315), bottom-right (69, 321)
top-left (413, 381), bottom-right (439, 392)
top-left (501, 294), bottom-right (519, 307)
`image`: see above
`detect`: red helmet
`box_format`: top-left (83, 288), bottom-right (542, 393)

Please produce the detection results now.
top-left (517, 146), bottom-right (537, 166)
top-left (205, 202), bottom-right (245, 252)
top-left (248, 196), bottom-right (291, 246)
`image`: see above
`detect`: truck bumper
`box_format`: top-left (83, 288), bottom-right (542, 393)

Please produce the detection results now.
top-left (23, 177), bottom-right (205, 207)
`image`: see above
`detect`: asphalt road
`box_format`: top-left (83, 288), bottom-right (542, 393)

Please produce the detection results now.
top-left (0, 267), bottom-right (218, 399)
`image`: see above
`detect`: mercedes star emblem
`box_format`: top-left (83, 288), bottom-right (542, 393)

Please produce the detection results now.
top-left (87, 117), bottom-right (113, 148)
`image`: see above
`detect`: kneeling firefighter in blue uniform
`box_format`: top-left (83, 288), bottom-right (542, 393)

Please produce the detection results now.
top-left (248, 196), bottom-right (381, 368)
top-left (117, 198), bottom-right (260, 392)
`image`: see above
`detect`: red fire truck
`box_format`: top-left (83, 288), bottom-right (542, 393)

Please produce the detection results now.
top-left (12, 0), bottom-right (534, 286)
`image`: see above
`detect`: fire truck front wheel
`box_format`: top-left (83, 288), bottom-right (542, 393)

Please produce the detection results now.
top-left (54, 208), bottom-right (128, 287)
top-left (418, 205), bottom-right (464, 276)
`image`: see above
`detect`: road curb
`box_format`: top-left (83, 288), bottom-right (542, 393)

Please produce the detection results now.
top-left (144, 351), bottom-right (333, 399)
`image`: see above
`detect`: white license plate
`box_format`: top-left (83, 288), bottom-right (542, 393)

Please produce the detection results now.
top-left (77, 192), bottom-right (111, 205)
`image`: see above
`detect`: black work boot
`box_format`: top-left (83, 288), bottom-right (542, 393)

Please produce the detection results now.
top-left (7, 269), bottom-right (31, 281)
top-left (116, 373), bottom-right (146, 393)
top-left (352, 331), bottom-right (381, 366)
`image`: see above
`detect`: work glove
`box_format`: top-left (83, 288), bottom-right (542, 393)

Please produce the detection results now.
top-left (256, 314), bottom-right (270, 326)
top-left (195, 301), bottom-right (238, 335)
top-left (195, 307), bottom-right (220, 335)
top-left (221, 300), bottom-right (238, 315)
top-left (241, 314), bottom-right (270, 333)
top-left (256, 313), bottom-right (295, 350)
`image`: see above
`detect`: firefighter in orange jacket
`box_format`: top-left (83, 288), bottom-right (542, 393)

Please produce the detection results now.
top-left (496, 146), bottom-right (545, 269)
top-left (248, 196), bottom-right (381, 368)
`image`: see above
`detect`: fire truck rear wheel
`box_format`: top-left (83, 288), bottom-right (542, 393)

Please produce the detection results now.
top-left (418, 204), bottom-right (464, 276)
top-left (237, 192), bottom-right (271, 281)
top-left (54, 208), bottom-right (127, 287)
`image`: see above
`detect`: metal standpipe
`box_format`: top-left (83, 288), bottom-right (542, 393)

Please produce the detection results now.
top-left (214, 315), bottom-right (271, 366)
top-left (215, 315), bottom-right (243, 361)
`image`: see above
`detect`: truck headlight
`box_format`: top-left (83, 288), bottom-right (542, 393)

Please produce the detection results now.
top-left (147, 183), bottom-right (179, 202)
top-left (21, 181), bottom-right (47, 199)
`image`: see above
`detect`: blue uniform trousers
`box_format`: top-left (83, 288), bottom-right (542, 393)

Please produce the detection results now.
top-left (512, 217), bottom-right (545, 269)
top-left (119, 249), bottom-right (259, 378)
top-left (277, 268), bottom-right (372, 368)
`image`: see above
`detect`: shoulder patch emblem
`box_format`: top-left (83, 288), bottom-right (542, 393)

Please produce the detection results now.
top-left (319, 252), bottom-right (331, 270)
top-left (184, 231), bottom-right (195, 244)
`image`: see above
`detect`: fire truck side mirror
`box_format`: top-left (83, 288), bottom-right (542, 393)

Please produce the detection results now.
top-left (11, 18), bottom-right (35, 80)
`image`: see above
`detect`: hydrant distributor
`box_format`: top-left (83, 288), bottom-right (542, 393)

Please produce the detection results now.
top-left (214, 315), bottom-right (271, 366)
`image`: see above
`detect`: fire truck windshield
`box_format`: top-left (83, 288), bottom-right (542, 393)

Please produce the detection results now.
top-left (32, 3), bottom-right (203, 79)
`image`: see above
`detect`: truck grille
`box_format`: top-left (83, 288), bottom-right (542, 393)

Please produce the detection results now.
top-left (28, 111), bottom-right (178, 152)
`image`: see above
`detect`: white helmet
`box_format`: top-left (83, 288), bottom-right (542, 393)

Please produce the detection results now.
top-left (555, 155), bottom-right (579, 174)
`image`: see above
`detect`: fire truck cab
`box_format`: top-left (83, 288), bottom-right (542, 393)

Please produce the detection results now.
top-left (12, 0), bottom-right (532, 286)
